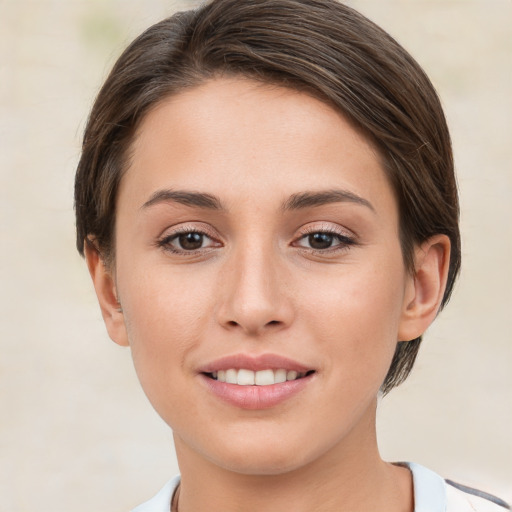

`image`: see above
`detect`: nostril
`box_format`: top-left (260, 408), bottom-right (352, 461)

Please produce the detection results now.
top-left (222, 318), bottom-right (285, 336)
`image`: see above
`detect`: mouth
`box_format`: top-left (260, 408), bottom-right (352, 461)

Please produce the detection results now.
top-left (199, 354), bottom-right (316, 408)
top-left (204, 368), bottom-right (316, 386)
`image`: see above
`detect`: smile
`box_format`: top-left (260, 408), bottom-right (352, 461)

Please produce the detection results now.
top-left (199, 354), bottom-right (316, 409)
top-left (207, 368), bottom-right (313, 386)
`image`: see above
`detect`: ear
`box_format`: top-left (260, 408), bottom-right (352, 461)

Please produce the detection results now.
top-left (84, 239), bottom-right (129, 347)
top-left (398, 234), bottom-right (451, 342)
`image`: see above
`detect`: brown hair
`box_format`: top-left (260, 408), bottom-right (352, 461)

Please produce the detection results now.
top-left (75, 0), bottom-right (461, 394)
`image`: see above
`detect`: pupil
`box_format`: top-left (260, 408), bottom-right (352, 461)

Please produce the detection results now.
top-left (309, 233), bottom-right (333, 249)
top-left (179, 232), bottom-right (203, 250)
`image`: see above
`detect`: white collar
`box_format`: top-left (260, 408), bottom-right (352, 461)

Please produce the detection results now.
top-left (131, 463), bottom-right (448, 512)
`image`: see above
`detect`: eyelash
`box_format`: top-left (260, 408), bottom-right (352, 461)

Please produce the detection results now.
top-left (293, 226), bottom-right (356, 255)
top-left (156, 226), bottom-right (356, 256)
top-left (156, 226), bottom-right (220, 255)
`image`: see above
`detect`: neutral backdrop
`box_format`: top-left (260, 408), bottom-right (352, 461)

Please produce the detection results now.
top-left (1, 1), bottom-right (511, 511)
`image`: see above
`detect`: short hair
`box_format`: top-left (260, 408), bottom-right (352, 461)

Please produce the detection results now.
top-left (75, 0), bottom-right (461, 394)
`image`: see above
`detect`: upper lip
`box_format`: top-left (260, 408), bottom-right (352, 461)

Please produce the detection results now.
top-left (198, 353), bottom-right (313, 373)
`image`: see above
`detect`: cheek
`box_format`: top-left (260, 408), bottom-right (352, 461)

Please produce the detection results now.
top-left (118, 267), bottom-right (214, 399)
top-left (299, 259), bottom-right (406, 384)
top-left (122, 263), bottom-right (214, 337)
top-left (302, 259), bottom-right (405, 330)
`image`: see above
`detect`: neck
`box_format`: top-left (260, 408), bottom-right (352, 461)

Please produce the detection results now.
top-left (172, 404), bottom-right (413, 512)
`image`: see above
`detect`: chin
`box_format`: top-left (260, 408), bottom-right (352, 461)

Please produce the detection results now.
top-left (198, 430), bottom-right (324, 477)
top-left (215, 450), bottom-right (311, 477)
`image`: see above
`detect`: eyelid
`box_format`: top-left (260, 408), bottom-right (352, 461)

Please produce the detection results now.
top-left (154, 221), bottom-right (357, 256)
top-left (292, 222), bottom-right (358, 253)
top-left (156, 223), bottom-right (223, 254)
top-left (296, 222), bottom-right (356, 239)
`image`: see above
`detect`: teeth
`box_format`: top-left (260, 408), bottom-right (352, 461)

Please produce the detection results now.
top-left (254, 369), bottom-right (274, 386)
top-left (274, 369), bottom-right (287, 383)
top-left (286, 370), bottom-right (298, 381)
top-left (226, 369), bottom-right (237, 384)
top-left (237, 369), bottom-right (255, 385)
top-left (213, 369), bottom-right (308, 385)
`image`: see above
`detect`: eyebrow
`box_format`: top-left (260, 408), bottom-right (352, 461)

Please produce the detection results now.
top-left (141, 189), bottom-right (225, 211)
top-left (282, 189), bottom-right (375, 213)
top-left (140, 188), bottom-right (374, 213)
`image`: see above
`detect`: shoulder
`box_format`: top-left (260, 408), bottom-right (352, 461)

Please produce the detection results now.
top-left (130, 476), bottom-right (180, 512)
top-left (403, 462), bottom-right (510, 512)
top-left (446, 479), bottom-right (510, 512)
top-left (127, 469), bottom-right (511, 512)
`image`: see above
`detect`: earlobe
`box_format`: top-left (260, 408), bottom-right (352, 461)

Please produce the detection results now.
top-left (84, 239), bottom-right (129, 347)
top-left (398, 234), bottom-right (451, 342)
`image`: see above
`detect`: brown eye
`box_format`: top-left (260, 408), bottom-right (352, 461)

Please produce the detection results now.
top-left (158, 230), bottom-right (219, 253)
top-left (308, 233), bottom-right (335, 250)
top-left (294, 229), bottom-right (355, 253)
top-left (177, 232), bottom-right (204, 250)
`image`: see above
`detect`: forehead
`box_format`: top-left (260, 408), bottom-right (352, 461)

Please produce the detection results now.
top-left (121, 77), bottom-right (395, 217)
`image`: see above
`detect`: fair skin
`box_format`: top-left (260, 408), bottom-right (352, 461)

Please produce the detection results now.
top-left (86, 78), bottom-right (450, 512)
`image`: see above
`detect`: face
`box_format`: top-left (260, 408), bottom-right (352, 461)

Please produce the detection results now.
top-left (105, 78), bottom-right (420, 475)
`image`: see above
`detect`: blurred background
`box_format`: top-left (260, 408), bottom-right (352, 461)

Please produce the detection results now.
top-left (1, 0), bottom-right (510, 510)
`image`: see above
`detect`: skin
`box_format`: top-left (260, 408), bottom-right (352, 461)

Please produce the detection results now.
top-left (87, 78), bottom-right (450, 512)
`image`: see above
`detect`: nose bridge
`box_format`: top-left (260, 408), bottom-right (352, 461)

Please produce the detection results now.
top-left (217, 236), bottom-right (291, 335)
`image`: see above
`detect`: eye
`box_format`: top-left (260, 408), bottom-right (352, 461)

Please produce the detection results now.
top-left (294, 228), bottom-right (356, 252)
top-left (304, 232), bottom-right (338, 250)
top-left (175, 232), bottom-right (207, 250)
top-left (158, 229), bottom-right (220, 253)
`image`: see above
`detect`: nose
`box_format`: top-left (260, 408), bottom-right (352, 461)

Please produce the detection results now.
top-left (216, 241), bottom-right (294, 336)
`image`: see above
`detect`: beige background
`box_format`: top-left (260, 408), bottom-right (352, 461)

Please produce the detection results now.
top-left (1, 0), bottom-right (511, 511)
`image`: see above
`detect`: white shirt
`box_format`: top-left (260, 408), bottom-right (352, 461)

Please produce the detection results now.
top-left (131, 462), bottom-right (510, 512)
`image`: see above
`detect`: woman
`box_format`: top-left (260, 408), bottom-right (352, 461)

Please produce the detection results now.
top-left (75, 1), bottom-right (509, 510)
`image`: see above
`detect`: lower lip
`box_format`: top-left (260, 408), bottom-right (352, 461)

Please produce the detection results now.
top-left (201, 374), bottom-right (314, 410)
